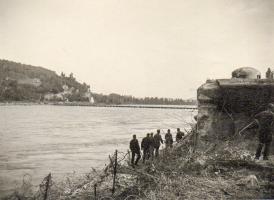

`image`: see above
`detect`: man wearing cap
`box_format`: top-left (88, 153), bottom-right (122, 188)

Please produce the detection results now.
top-left (176, 128), bottom-right (185, 142)
top-left (254, 103), bottom-right (274, 160)
top-left (154, 129), bottom-right (163, 157)
top-left (141, 133), bottom-right (150, 163)
top-left (148, 133), bottom-right (155, 160)
top-left (165, 129), bottom-right (173, 148)
top-left (129, 134), bottom-right (141, 167)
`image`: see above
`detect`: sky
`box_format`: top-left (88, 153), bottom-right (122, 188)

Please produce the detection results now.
top-left (0, 0), bottom-right (273, 99)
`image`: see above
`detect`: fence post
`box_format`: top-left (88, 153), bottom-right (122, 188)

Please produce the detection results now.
top-left (94, 183), bottom-right (97, 200)
top-left (44, 173), bottom-right (51, 200)
top-left (112, 150), bottom-right (118, 195)
top-left (193, 123), bottom-right (198, 152)
top-left (127, 150), bottom-right (131, 165)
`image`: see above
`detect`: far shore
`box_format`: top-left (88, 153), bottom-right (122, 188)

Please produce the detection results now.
top-left (0, 101), bottom-right (197, 109)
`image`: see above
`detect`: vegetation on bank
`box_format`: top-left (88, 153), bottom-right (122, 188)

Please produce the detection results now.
top-left (92, 93), bottom-right (196, 105)
top-left (0, 59), bottom-right (196, 105)
top-left (4, 124), bottom-right (274, 200)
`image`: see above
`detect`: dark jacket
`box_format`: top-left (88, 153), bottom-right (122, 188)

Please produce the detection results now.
top-left (148, 136), bottom-right (155, 149)
top-left (141, 137), bottom-right (150, 150)
top-left (165, 133), bottom-right (173, 144)
top-left (176, 131), bottom-right (184, 142)
top-left (130, 138), bottom-right (140, 153)
top-left (254, 110), bottom-right (274, 143)
top-left (154, 134), bottom-right (163, 148)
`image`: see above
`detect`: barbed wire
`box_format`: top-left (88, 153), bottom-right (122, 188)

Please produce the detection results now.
top-left (6, 110), bottom-right (196, 200)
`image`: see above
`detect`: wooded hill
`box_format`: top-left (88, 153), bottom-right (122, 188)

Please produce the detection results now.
top-left (0, 59), bottom-right (196, 105)
top-left (0, 59), bottom-right (90, 102)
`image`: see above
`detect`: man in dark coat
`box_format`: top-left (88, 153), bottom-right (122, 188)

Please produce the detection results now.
top-left (165, 129), bottom-right (173, 148)
top-left (141, 133), bottom-right (150, 163)
top-left (154, 129), bottom-right (163, 157)
top-left (148, 133), bottom-right (155, 160)
top-left (129, 134), bottom-right (141, 167)
top-left (176, 128), bottom-right (185, 142)
top-left (254, 104), bottom-right (274, 160)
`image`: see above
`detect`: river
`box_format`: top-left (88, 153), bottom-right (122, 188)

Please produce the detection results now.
top-left (0, 105), bottom-right (197, 196)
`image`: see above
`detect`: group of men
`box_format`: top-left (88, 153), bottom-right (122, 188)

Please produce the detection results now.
top-left (129, 103), bottom-right (274, 167)
top-left (129, 128), bottom-right (185, 167)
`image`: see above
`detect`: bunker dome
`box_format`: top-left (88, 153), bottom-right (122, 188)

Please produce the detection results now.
top-left (232, 67), bottom-right (261, 79)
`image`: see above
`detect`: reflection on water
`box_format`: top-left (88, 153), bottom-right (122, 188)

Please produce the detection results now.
top-left (0, 105), bottom-right (196, 195)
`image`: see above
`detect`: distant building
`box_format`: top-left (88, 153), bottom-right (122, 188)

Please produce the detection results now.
top-left (44, 84), bottom-right (95, 103)
top-left (18, 78), bottom-right (42, 87)
top-left (62, 84), bottom-right (69, 91)
top-left (69, 87), bottom-right (75, 94)
top-left (44, 93), bottom-right (64, 101)
top-left (83, 91), bottom-right (95, 103)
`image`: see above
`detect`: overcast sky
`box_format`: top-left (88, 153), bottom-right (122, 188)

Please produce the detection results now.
top-left (0, 0), bottom-right (273, 98)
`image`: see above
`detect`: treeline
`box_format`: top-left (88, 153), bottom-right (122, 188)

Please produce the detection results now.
top-left (0, 59), bottom-right (90, 102)
top-left (92, 93), bottom-right (197, 105)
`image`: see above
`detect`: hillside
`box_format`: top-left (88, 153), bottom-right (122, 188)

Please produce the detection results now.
top-left (0, 59), bottom-right (197, 105)
top-left (0, 59), bottom-right (91, 102)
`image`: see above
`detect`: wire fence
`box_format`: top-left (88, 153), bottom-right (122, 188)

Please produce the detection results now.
top-left (5, 117), bottom-right (197, 200)
top-left (5, 148), bottom-right (143, 200)
top-left (7, 135), bottom-right (197, 200)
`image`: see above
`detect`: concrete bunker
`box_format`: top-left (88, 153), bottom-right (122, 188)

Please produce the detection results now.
top-left (197, 67), bottom-right (274, 142)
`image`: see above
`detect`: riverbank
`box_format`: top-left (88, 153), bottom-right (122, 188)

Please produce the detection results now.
top-left (4, 126), bottom-right (274, 199)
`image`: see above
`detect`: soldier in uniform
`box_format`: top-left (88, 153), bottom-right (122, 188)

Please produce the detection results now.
top-left (141, 133), bottom-right (150, 163)
top-left (254, 104), bottom-right (274, 160)
top-left (149, 133), bottom-right (155, 160)
top-left (165, 129), bottom-right (173, 148)
top-left (154, 129), bottom-right (163, 157)
top-left (129, 134), bottom-right (141, 167)
top-left (176, 128), bottom-right (184, 142)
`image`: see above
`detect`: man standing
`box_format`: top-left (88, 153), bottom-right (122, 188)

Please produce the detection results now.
top-left (149, 133), bottom-right (155, 160)
top-left (176, 128), bottom-right (185, 142)
top-left (154, 129), bottom-right (163, 157)
top-left (141, 133), bottom-right (150, 163)
top-left (254, 104), bottom-right (274, 160)
top-left (129, 135), bottom-right (141, 167)
top-left (165, 129), bottom-right (173, 148)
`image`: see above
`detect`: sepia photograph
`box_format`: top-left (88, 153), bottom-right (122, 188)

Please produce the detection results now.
top-left (1, 0), bottom-right (274, 199)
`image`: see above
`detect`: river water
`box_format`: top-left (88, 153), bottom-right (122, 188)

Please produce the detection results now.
top-left (0, 105), bottom-right (196, 196)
